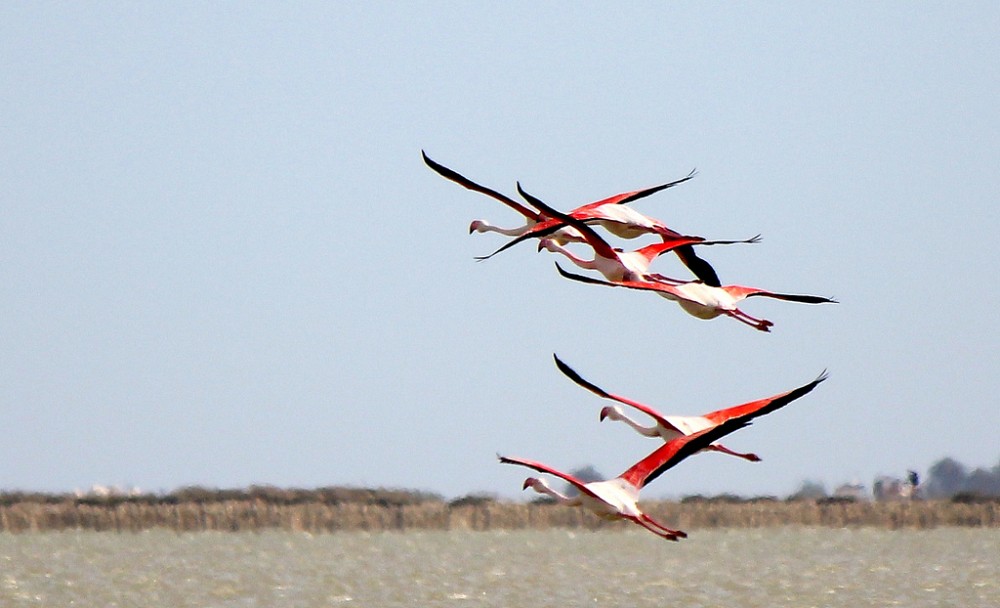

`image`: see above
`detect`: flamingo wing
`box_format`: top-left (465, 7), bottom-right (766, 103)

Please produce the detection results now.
top-left (623, 371), bottom-right (828, 488)
top-left (515, 183), bottom-right (619, 260)
top-left (497, 455), bottom-right (605, 502)
top-left (701, 371), bottom-right (829, 426)
top-left (635, 238), bottom-right (707, 263)
top-left (619, 418), bottom-right (753, 489)
top-left (422, 151), bottom-right (543, 221)
top-left (554, 262), bottom-right (704, 306)
top-left (552, 354), bottom-right (681, 433)
top-left (571, 168), bottom-right (698, 210)
top-left (473, 171), bottom-right (696, 259)
top-left (473, 188), bottom-right (569, 260)
top-left (726, 285), bottom-right (837, 305)
top-left (673, 246), bottom-right (722, 287)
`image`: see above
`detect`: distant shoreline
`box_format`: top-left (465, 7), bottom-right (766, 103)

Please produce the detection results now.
top-left (2, 493), bottom-right (997, 533)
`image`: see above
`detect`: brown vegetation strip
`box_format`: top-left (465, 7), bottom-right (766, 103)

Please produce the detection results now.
top-left (1, 499), bottom-right (997, 533)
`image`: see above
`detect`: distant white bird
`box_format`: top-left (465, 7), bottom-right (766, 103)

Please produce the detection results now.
top-left (499, 371), bottom-right (827, 539)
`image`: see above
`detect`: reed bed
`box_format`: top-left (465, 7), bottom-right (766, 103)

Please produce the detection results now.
top-left (1, 497), bottom-right (997, 533)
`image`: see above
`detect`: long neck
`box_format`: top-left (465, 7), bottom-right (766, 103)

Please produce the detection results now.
top-left (474, 220), bottom-right (532, 237)
top-left (543, 241), bottom-right (598, 271)
top-left (607, 409), bottom-right (661, 438)
top-left (530, 479), bottom-right (580, 506)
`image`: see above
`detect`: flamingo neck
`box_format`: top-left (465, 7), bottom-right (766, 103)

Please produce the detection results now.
top-left (542, 241), bottom-right (599, 271)
top-left (527, 479), bottom-right (580, 506)
top-left (605, 407), bottom-right (660, 438)
top-left (472, 220), bottom-right (531, 237)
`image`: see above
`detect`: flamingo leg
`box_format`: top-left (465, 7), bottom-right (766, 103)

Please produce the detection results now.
top-left (640, 513), bottom-right (688, 539)
top-left (626, 515), bottom-right (680, 541)
top-left (726, 309), bottom-right (773, 332)
top-left (708, 443), bottom-right (762, 462)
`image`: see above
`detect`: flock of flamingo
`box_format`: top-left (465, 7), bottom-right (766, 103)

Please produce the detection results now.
top-left (424, 151), bottom-right (834, 540)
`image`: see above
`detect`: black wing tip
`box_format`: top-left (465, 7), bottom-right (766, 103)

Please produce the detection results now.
top-left (552, 353), bottom-right (614, 399)
top-left (554, 262), bottom-right (607, 285)
top-left (421, 149), bottom-right (439, 168)
top-left (551, 352), bottom-right (580, 380)
top-left (515, 180), bottom-right (530, 198)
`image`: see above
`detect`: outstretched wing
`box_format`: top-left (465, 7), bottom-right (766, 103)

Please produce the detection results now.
top-left (516, 183), bottom-right (619, 260)
top-left (619, 418), bottom-right (753, 489)
top-left (554, 262), bottom-right (704, 306)
top-left (422, 151), bottom-right (542, 221)
top-left (727, 285), bottom-right (837, 305)
top-left (473, 171), bottom-right (696, 259)
top-left (497, 454), bottom-right (604, 502)
top-left (702, 371), bottom-right (829, 425)
top-left (579, 169), bottom-right (697, 207)
top-left (623, 371), bottom-right (829, 488)
top-left (553, 354), bottom-right (682, 433)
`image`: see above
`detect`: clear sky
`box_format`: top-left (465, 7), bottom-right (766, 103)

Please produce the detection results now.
top-left (2, 3), bottom-right (998, 500)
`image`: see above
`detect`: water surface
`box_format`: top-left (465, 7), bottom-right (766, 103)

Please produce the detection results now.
top-left (2, 528), bottom-right (997, 607)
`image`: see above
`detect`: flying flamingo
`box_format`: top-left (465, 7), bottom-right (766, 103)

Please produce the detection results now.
top-left (554, 354), bottom-right (828, 462)
top-left (474, 175), bottom-right (699, 260)
top-left (421, 150), bottom-right (584, 242)
top-left (525, 190), bottom-right (759, 285)
top-left (422, 150), bottom-right (701, 256)
top-left (554, 263), bottom-right (836, 332)
top-left (499, 370), bottom-right (827, 539)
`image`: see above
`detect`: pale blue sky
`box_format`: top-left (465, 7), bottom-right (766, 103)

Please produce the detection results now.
top-left (2, 3), bottom-right (998, 499)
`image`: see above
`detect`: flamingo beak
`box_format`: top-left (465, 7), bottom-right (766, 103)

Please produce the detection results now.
top-left (468, 222), bottom-right (477, 234)
top-left (536, 240), bottom-right (545, 252)
top-left (522, 477), bottom-right (536, 491)
top-left (599, 406), bottom-right (612, 422)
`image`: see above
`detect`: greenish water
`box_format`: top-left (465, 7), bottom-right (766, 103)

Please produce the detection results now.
top-left (2, 528), bottom-right (997, 607)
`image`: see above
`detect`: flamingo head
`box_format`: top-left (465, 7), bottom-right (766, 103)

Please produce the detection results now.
top-left (469, 219), bottom-right (487, 234)
top-left (522, 477), bottom-right (543, 491)
top-left (537, 238), bottom-right (558, 253)
top-left (599, 405), bottom-right (624, 422)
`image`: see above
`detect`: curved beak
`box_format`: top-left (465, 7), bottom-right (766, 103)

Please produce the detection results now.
top-left (522, 477), bottom-right (536, 491)
top-left (599, 406), bottom-right (612, 422)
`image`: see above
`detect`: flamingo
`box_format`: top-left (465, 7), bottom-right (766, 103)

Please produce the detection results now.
top-left (474, 174), bottom-right (699, 260)
top-left (525, 189), bottom-right (759, 285)
top-left (499, 370), bottom-right (827, 539)
top-left (422, 151), bottom-right (585, 242)
top-left (423, 150), bottom-right (702, 258)
top-left (554, 354), bottom-right (827, 462)
top-left (554, 263), bottom-right (836, 332)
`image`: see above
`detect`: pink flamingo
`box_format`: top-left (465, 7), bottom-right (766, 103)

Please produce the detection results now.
top-left (554, 354), bottom-right (828, 462)
top-left (555, 263), bottom-right (836, 332)
top-left (499, 370), bottom-right (827, 539)
top-left (475, 176), bottom-right (699, 259)
top-left (422, 150), bottom-right (585, 242)
top-left (527, 191), bottom-right (759, 285)
top-left (422, 150), bottom-right (700, 257)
